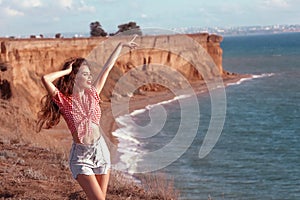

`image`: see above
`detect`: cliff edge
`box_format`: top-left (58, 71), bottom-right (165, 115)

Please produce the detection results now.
top-left (0, 33), bottom-right (224, 131)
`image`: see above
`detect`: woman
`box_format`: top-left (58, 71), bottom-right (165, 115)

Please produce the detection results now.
top-left (37, 36), bottom-right (138, 200)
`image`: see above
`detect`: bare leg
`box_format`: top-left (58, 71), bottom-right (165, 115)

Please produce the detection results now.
top-left (77, 174), bottom-right (105, 200)
top-left (96, 170), bottom-right (111, 199)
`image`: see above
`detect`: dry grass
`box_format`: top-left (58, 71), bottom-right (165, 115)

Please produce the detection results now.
top-left (109, 170), bottom-right (180, 200)
top-left (1, 98), bottom-right (181, 199)
top-left (22, 167), bottom-right (48, 180)
top-left (137, 172), bottom-right (180, 200)
top-left (1, 127), bottom-right (180, 200)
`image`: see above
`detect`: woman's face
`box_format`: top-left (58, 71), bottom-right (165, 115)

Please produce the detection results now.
top-left (75, 64), bottom-right (92, 90)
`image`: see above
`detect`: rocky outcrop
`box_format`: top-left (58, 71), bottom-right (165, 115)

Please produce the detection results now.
top-left (0, 33), bottom-right (223, 129)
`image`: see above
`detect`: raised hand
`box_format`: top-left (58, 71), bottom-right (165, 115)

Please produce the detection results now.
top-left (66, 61), bottom-right (74, 74)
top-left (122, 34), bottom-right (139, 49)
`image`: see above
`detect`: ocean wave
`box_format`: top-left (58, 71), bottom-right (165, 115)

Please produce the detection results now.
top-left (113, 127), bottom-right (140, 144)
top-left (113, 94), bottom-right (192, 139)
top-left (120, 95), bottom-right (191, 119)
top-left (112, 94), bottom-right (192, 172)
top-left (252, 73), bottom-right (275, 79)
top-left (144, 94), bottom-right (191, 112)
top-left (130, 108), bottom-right (147, 116)
top-left (112, 118), bottom-right (144, 172)
top-left (227, 73), bottom-right (275, 86)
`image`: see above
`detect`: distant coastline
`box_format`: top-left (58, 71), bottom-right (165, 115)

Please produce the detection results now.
top-left (174, 24), bottom-right (300, 37)
top-left (1, 24), bottom-right (300, 39)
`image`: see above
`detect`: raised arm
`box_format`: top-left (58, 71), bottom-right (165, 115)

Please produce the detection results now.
top-left (93, 35), bottom-right (138, 94)
top-left (41, 63), bottom-right (73, 96)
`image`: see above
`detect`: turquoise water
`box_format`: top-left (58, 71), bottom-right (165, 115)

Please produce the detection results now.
top-left (114, 33), bottom-right (300, 199)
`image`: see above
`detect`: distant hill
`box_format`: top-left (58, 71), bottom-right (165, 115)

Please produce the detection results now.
top-left (173, 24), bottom-right (300, 36)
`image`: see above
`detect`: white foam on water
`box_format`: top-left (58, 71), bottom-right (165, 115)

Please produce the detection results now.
top-left (227, 73), bottom-right (275, 86)
top-left (112, 94), bottom-right (192, 173)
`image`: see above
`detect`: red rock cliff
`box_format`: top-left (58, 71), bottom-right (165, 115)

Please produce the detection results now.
top-left (0, 33), bottom-right (223, 129)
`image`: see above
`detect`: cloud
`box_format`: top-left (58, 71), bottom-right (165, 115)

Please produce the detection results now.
top-left (98, 0), bottom-right (116, 2)
top-left (4, 7), bottom-right (24, 16)
top-left (262, 0), bottom-right (290, 8)
top-left (0, 0), bottom-right (42, 18)
top-left (52, 0), bottom-right (97, 12)
top-left (219, 3), bottom-right (245, 15)
top-left (78, 5), bottom-right (96, 12)
top-left (59, 0), bottom-right (73, 9)
top-left (141, 14), bottom-right (147, 18)
top-left (20, 0), bottom-right (42, 8)
top-left (77, 0), bottom-right (96, 12)
top-left (53, 17), bottom-right (60, 22)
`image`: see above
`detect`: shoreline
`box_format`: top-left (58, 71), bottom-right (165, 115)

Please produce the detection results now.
top-left (99, 73), bottom-right (252, 171)
top-left (100, 73), bottom-right (252, 138)
top-left (0, 73), bottom-right (252, 199)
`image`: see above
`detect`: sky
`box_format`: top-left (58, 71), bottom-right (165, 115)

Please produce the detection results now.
top-left (0, 0), bottom-right (299, 36)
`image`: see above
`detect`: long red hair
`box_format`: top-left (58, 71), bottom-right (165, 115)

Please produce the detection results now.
top-left (36, 57), bottom-right (88, 132)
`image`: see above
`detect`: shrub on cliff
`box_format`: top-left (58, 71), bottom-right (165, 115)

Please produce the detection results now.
top-left (110, 21), bottom-right (143, 36)
top-left (90, 21), bottom-right (108, 37)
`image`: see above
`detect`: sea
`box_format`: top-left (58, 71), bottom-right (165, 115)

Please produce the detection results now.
top-left (112, 32), bottom-right (300, 200)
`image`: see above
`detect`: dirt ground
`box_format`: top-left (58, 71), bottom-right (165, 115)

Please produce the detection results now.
top-left (0, 127), bottom-right (168, 200)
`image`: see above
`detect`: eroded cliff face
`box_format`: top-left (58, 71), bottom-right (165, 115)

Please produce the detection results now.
top-left (0, 33), bottom-right (223, 129)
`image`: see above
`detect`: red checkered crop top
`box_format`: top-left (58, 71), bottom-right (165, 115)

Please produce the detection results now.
top-left (52, 86), bottom-right (101, 143)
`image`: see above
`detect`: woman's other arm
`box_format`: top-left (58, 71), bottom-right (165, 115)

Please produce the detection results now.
top-left (41, 63), bottom-right (73, 96)
top-left (93, 35), bottom-right (138, 94)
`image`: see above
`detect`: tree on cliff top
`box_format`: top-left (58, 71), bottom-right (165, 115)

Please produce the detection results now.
top-left (110, 21), bottom-right (142, 36)
top-left (90, 21), bottom-right (107, 37)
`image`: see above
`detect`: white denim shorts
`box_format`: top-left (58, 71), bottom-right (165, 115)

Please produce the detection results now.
top-left (69, 136), bottom-right (111, 179)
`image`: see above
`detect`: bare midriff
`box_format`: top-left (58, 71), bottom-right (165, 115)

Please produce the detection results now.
top-left (73, 122), bottom-right (101, 145)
